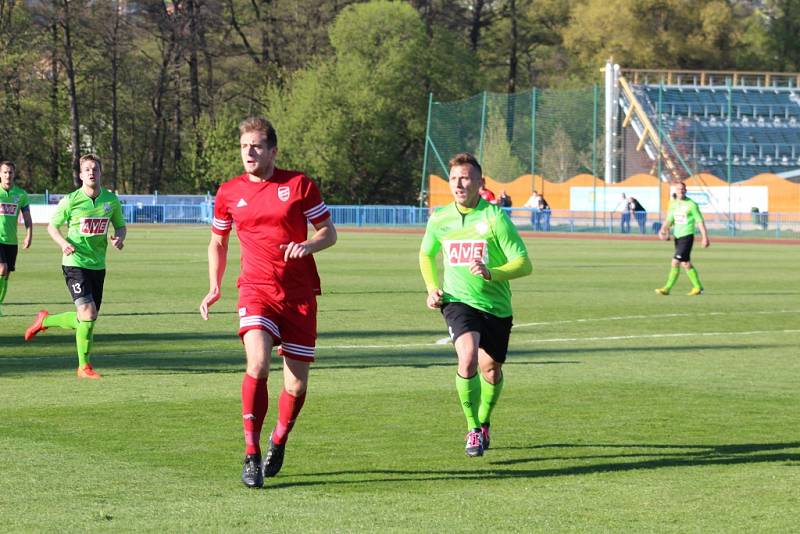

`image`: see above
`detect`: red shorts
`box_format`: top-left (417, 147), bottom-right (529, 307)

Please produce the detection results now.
top-left (237, 285), bottom-right (317, 362)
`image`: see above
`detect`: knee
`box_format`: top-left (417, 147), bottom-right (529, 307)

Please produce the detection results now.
top-left (457, 358), bottom-right (479, 377)
top-left (77, 307), bottom-right (98, 322)
top-left (284, 380), bottom-right (307, 397)
top-left (246, 362), bottom-right (269, 379)
top-left (0, 265), bottom-right (8, 277)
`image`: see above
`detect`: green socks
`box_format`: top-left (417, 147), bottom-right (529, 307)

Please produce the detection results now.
top-left (43, 311), bottom-right (80, 330)
top-left (478, 372), bottom-right (504, 426)
top-left (0, 276), bottom-right (6, 315)
top-left (664, 266), bottom-right (680, 290)
top-left (0, 276), bottom-right (7, 305)
top-left (76, 320), bottom-right (95, 367)
top-left (456, 373), bottom-right (481, 430)
top-left (686, 267), bottom-right (703, 289)
top-left (41, 312), bottom-right (92, 366)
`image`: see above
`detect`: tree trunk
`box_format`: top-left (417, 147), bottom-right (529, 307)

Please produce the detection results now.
top-left (110, 0), bottom-right (121, 192)
top-left (61, 0), bottom-right (81, 187)
top-left (469, 0), bottom-right (486, 51)
top-left (49, 21), bottom-right (60, 186)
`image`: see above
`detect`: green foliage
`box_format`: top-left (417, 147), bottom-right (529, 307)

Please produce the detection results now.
top-left (268, 1), bottom-right (478, 204)
top-left (562, 0), bottom-right (759, 73)
top-left (179, 112), bottom-right (242, 193)
top-left (481, 101), bottom-right (530, 182)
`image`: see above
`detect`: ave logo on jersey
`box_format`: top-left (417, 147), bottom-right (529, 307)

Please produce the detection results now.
top-left (277, 186), bottom-right (290, 202)
top-left (444, 240), bottom-right (487, 265)
top-left (0, 202), bottom-right (17, 216)
top-left (80, 217), bottom-right (110, 235)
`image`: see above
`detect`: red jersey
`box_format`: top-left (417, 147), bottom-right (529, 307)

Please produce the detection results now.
top-left (212, 169), bottom-right (331, 300)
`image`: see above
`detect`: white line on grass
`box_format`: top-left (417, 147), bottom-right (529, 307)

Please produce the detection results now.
top-left (513, 309), bottom-right (800, 329)
top-left (326, 328), bottom-right (800, 350)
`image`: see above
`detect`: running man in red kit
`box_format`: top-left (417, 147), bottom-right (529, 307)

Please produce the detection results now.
top-left (199, 117), bottom-right (337, 488)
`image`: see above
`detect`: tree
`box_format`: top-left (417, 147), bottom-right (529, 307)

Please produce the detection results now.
top-left (267, 0), bottom-right (479, 204)
top-left (765, 0), bottom-right (800, 71)
top-left (562, 0), bottom-right (753, 75)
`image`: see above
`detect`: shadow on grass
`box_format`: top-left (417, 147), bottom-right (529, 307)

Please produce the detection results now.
top-left (0, 336), bottom-right (776, 376)
top-left (266, 441), bottom-right (800, 489)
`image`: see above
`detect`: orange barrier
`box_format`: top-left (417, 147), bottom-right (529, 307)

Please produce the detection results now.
top-left (428, 172), bottom-right (800, 214)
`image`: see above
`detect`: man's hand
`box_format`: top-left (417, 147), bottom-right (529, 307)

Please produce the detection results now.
top-left (199, 287), bottom-right (221, 320)
top-left (22, 235), bottom-right (31, 249)
top-left (701, 236), bottom-right (710, 248)
top-left (280, 241), bottom-right (310, 262)
top-left (110, 235), bottom-right (125, 250)
top-left (469, 260), bottom-right (491, 280)
top-left (426, 289), bottom-right (443, 310)
top-left (62, 243), bottom-right (75, 255)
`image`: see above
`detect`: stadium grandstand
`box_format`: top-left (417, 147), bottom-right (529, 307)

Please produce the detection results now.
top-left (613, 66), bottom-right (800, 183)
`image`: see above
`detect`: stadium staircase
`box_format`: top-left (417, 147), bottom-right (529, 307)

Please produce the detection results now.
top-left (617, 70), bottom-right (800, 184)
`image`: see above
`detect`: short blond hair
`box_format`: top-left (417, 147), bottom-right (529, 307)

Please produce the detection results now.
top-left (239, 116), bottom-right (277, 148)
top-left (80, 153), bottom-right (102, 171)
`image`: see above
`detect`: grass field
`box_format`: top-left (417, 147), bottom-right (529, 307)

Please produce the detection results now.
top-left (1, 226), bottom-right (799, 532)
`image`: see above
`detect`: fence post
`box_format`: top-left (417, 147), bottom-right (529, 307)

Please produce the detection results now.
top-left (479, 91), bottom-right (488, 163)
top-left (419, 92), bottom-right (433, 208)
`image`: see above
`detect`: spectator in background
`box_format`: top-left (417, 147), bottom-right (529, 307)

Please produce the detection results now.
top-left (627, 196), bottom-right (647, 234)
top-left (523, 190), bottom-right (541, 230)
top-left (537, 195), bottom-right (551, 231)
top-left (479, 180), bottom-right (497, 204)
top-left (498, 190), bottom-right (512, 208)
top-left (617, 193), bottom-right (631, 233)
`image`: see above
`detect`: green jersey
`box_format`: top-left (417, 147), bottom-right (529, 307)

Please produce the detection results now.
top-left (51, 188), bottom-right (126, 270)
top-left (666, 198), bottom-right (704, 239)
top-left (0, 185), bottom-right (30, 245)
top-left (420, 199), bottom-right (529, 318)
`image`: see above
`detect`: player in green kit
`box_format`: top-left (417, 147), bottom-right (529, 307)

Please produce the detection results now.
top-left (656, 181), bottom-right (710, 296)
top-left (0, 161), bottom-right (33, 316)
top-left (24, 154), bottom-right (126, 379)
top-left (419, 153), bottom-right (532, 457)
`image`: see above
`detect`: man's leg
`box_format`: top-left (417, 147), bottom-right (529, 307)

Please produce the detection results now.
top-left (0, 256), bottom-right (9, 315)
top-left (0, 273), bottom-right (7, 316)
top-left (454, 332), bottom-right (483, 457)
top-left (74, 302), bottom-right (98, 377)
top-left (683, 261), bottom-right (704, 295)
top-left (241, 329), bottom-right (272, 488)
top-left (656, 259), bottom-right (680, 295)
top-left (477, 351), bottom-right (503, 449)
top-left (263, 357), bottom-right (309, 478)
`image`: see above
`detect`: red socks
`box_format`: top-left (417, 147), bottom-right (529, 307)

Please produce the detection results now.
top-left (273, 389), bottom-right (307, 445)
top-left (241, 374), bottom-right (268, 455)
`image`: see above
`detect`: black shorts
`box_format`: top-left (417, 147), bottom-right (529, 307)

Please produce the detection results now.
top-left (0, 243), bottom-right (18, 271)
top-left (62, 266), bottom-right (106, 310)
top-left (441, 302), bottom-right (513, 363)
top-left (673, 235), bottom-right (694, 262)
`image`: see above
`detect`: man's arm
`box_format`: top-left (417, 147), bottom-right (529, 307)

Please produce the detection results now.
top-left (698, 220), bottom-right (710, 248)
top-left (21, 207), bottom-right (32, 249)
top-left (199, 232), bottom-right (229, 320)
top-left (47, 223), bottom-right (74, 255)
top-left (280, 217), bottom-right (337, 261)
top-left (471, 255), bottom-right (532, 281)
top-left (110, 226), bottom-right (126, 250)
